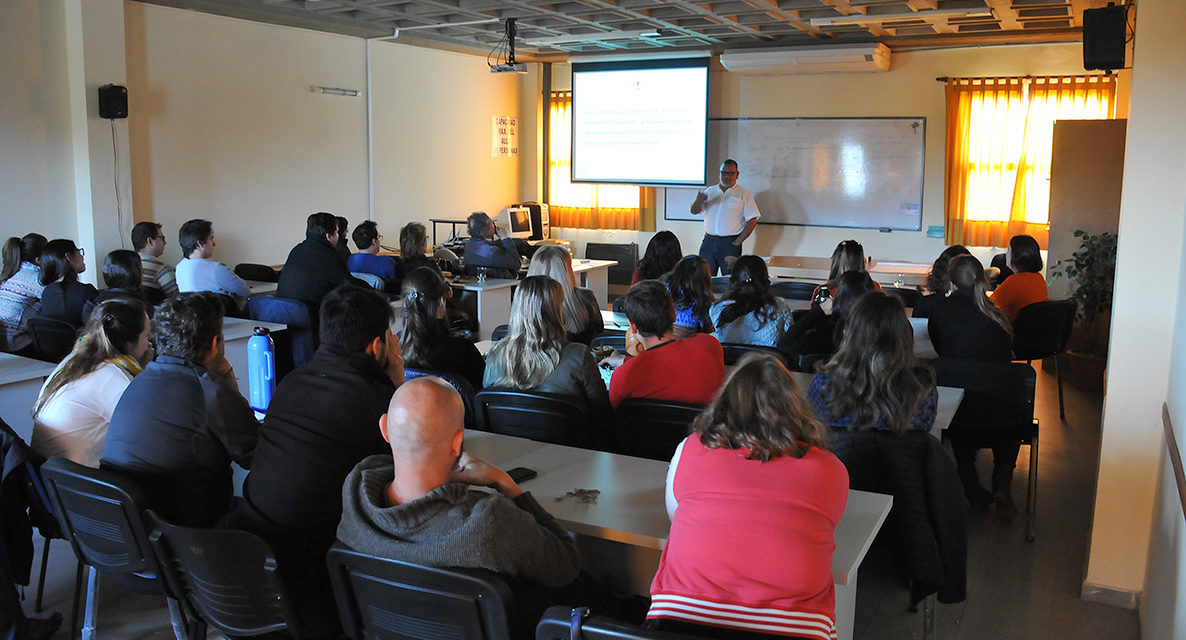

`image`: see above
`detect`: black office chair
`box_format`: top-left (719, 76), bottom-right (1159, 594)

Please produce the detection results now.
top-left (234, 262), bottom-right (280, 283)
top-left (145, 511), bottom-right (303, 639)
top-left (405, 367), bottom-right (478, 429)
top-left (39, 457), bottom-right (188, 640)
top-left (1012, 299), bottom-right (1075, 419)
top-left (474, 390), bottom-right (592, 447)
top-left (327, 545), bottom-right (515, 640)
top-left (27, 316), bottom-right (77, 363)
top-left (585, 242), bottom-right (638, 299)
top-left (884, 286), bottom-right (923, 308)
top-left (536, 606), bottom-right (695, 640)
top-left (931, 358), bottom-right (1039, 541)
top-left (770, 280), bottom-right (817, 301)
top-left (491, 324), bottom-right (510, 341)
top-left (614, 399), bottom-right (703, 461)
top-left (590, 334), bottom-right (626, 352)
top-left (710, 276), bottom-right (730, 295)
top-left (720, 343), bottom-right (790, 368)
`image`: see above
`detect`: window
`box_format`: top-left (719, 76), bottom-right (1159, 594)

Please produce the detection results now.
top-left (548, 91), bottom-right (653, 231)
top-left (944, 76), bottom-right (1116, 248)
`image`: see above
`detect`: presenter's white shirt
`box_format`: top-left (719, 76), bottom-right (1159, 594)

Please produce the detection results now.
top-left (698, 183), bottom-right (760, 237)
top-left (31, 361), bottom-right (134, 467)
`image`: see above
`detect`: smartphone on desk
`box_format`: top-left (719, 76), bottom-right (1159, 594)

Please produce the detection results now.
top-left (507, 467), bottom-right (538, 484)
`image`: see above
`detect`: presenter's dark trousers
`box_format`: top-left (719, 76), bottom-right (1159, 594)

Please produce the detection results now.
top-left (699, 234), bottom-right (741, 276)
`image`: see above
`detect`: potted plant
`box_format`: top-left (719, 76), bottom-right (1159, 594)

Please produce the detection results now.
top-left (1049, 230), bottom-right (1117, 390)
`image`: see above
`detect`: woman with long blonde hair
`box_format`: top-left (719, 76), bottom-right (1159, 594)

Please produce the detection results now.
top-left (484, 276), bottom-right (609, 428)
top-left (526, 244), bottom-right (604, 344)
top-left (31, 299), bottom-right (153, 467)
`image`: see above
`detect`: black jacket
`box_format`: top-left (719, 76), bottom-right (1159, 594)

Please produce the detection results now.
top-left (0, 420), bottom-right (35, 591)
top-left (40, 280), bottom-right (99, 328)
top-left (828, 429), bottom-right (967, 605)
top-left (927, 290), bottom-right (1012, 362)
top-left (277, 236), bottom-right (355, 309)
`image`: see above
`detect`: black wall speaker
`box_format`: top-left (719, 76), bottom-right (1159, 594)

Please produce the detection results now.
top-left (98, 84), bottom-right (128, 119)
top-left (1083, 5), bottom-right (1126, 71)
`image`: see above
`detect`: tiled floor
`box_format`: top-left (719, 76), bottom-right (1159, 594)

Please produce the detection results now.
top-left (18, 364), bottom-right (1139, 639)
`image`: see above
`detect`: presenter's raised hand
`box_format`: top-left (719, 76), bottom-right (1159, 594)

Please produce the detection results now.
top-left (690, 191), bottom-right (708, 214)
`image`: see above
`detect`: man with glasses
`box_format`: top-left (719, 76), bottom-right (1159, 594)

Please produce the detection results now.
top-left (690, 159), bottom-right (761, 276)
top-left (131, 221), bottom-right (178, 303)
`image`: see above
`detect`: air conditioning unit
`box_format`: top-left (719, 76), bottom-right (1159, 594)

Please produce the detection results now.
top-left (719, 44), bottom-right (891, 75)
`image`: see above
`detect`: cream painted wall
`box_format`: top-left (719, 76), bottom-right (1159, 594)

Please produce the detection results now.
top-left (369, 41), bottom-right (522, 242)
top-left (0, 0), bottom-right (79, 243)
top-left (125, 3), bottom-right (369, 268)
top-left (1089, 0), bottom-right (1186, 603)
top-left (536, 45), bottom-right (1129, 265)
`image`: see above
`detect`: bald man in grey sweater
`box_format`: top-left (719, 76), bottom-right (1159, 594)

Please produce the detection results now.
top-left (336, 377), bottom-right (581, 589)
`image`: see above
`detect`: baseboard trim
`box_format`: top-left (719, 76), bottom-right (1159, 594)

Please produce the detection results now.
top-left (1081, 581), bottom-right (1140, 610)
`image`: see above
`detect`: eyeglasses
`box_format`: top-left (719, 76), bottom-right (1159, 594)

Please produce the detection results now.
top-left (76, 247), bottom-right (85, 257)
top-left (720, 170), bottom-right (738, 176)
top-left (152, 235), bottom-right (166, 241)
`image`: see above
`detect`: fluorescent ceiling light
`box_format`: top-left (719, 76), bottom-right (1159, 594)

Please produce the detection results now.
top-left (810, 7), bottom-right (992, 27)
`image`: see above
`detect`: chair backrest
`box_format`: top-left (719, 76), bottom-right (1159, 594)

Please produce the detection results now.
top-left (145, 511), bottom-right (299, 638)
top-left (405, 367), bottom-right (478, 429)
top-left (584, 243), bottom-right (638, 286)
top-left (536, 606), bottom-right (694, 640)
top-left (590, 334), bottom-right (626, 352)
top-left (720, 343), bottom-right (789, 368)
top-left (1011, 299), bottom-right (1076, 360)
top-left (473, 390), bottom-right (591, 447)
top-left (709, 276), bottom-right (730, 295)
top-left (490, 324), bottom-right (510, 342)
top-left (883, 286), bottom-right (923, 307)
top-left (770, 280), bottom-right (817, 301)
top-left (234, 263), bottom-right (280, 283)
top-left (327, 545), bottom-right (514, 640)
top-left (27, 316), bottom-right (77, 363)
top-left (931, 358), bottom-right (1036, 434)
top-left (249, 296), bottom-right (316, 370)
top-left (40, 457), bottom-right (166, 594)
top-left (615, 399), bottom-right (703, 461)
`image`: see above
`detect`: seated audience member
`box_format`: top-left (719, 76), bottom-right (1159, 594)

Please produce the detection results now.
top-left (82, 250), bottom-right (152, 320)
top-left (647, 352), bottom-right (848, 640)
top-left (0, 233), bottom-right (47, 354)
top-left (809, 292), bottom-right (937, 434)
top-left (237, 285), bottom-right (403, 635)
top-left (277, 212), bottom-right (359, 313)
top-left (395, 221), bottom-right (441, 280)
top-left (131, 221), bottom-right (178, 303)
top-left (348, 220), bottom-right (397, 281)
top-left (928, 255), bottom-right (1020, 519)
top-left (632, 231), bottom-right (682, 284)
top-left (667, 255), bottom-right (715, 339)
top-left (399, 267), bottom-right (485, 388)
top-left (709, 255), bottom-right (793, 347)
top-left (778, 270), bottom-right (877, 363)
top-left (608, 280), bottom-right (725, 409)
top-left (100, 292), bottom-right (258, 526)
top-left (39, 239), bottom-right (98, 329)
top-left (337, 377), bottom-right (581, 628)
top-left (31, 299), bottom-right (152, 467)
top-left (811, 240), bottom-right (879, 309)
top-left (484, 276), bottom-right (610, 431)
top-left (463, 211), bottom-right (522, 278)
top-left (526, 245), bottom-right (604, 344)
top-left (175, 219), bottom-right (251, 311)
top-left (989, 234), bottom-right (1048, 324)
top-left (335, 215), bottom-right (351, 263)
top-left (911, 244), bottom-right (969, 319)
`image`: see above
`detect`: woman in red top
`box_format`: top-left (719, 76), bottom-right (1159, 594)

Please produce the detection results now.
top-left (990, 234), bottom-right (1048, 324)
top-left (647, 352), bottom-right (849, 640)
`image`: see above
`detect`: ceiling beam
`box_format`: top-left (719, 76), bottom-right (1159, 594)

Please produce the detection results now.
top-left (984, 0), bottom-right (1023, 30)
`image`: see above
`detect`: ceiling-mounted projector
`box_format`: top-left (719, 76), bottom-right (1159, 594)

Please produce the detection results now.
top-left (490, 63), bottom-right (528, 74)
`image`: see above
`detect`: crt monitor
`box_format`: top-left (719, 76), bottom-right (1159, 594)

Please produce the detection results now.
top-left (499, 207), bottom-right (533, 239)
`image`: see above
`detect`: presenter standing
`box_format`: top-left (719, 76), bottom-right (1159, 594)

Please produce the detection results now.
top-left (691, 159), bottom-right (760, 276)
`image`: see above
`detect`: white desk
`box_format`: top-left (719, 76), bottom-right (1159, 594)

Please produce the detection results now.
top-left (222, 317), bottom-right (287, 398)
top-left (766, 256), bottom-right (930, 289)
top-left (462, 430), bottom-right (891, 640)
top-left (245, 280), bottom-right (278, 297)
top-left (571, 259), bottom-right (617, 308)
top-left (0, 353), bottom-right (58, 443)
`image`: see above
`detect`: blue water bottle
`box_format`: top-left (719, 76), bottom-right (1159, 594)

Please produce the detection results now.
top-left (247, 326), bottom-right (275, 414)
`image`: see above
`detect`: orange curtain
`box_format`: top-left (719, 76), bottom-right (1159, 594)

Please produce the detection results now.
top-left (945, 75), bottom-right (1116, 248)
top-left (548, 92), bottom-right (650, 231)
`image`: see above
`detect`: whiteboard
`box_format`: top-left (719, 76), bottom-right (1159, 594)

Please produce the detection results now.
top-left (665, 118), bottom-right (925, 231)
